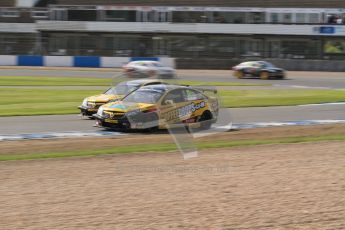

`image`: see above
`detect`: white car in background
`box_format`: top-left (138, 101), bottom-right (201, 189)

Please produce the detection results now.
top-left (122, 61), bottom-right (176, 79)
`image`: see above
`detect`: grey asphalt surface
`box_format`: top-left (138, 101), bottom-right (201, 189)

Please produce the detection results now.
top-left (1, 104), bottom-right (344, 135)
top-left (0, 68), bottom-right (344, 135)
top-left (1, 68), bottom-right (345, 89)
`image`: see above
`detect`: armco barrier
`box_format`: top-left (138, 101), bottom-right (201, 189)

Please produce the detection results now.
top-left (2, 56), bottom-right (345, 71)
top-left (0, 55), bottom-right (175, 68)
top-left (18, 55), bottom-right (43, 67)
top-left (130, 57), bottom-right (159, 62)
top-left (45, 56), bottom-right (73, 67)
top-left (0, 55), bottom-right (16, 66)
top-left (74, 56), bottom-right (100, 68)
top-left (101, 57), bottom-right (129, 68)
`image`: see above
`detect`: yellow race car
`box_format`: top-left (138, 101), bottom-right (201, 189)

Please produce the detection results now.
top-left (93, 84), bottom-right (219, 131)
top-left (78, 79), bottom-right (166, 116)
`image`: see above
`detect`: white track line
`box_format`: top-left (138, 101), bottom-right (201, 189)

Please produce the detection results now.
top-left (273, 84), bottom-right (345, 90)
top-left (0, 131), bottom-right (124, 141)
top-left (1, 120), bottom-right (345, 141)
top-left (298, 102), bottom-right (345, 106)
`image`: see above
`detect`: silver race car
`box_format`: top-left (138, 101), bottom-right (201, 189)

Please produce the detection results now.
top-left (123, 61), bottom-right (176, 79)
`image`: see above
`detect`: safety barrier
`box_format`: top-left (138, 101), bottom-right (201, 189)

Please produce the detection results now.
top-left (0, 55), bottom-right (176, 68)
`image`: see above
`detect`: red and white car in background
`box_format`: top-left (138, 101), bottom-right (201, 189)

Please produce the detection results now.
top-left (122, 61), bottom-right (176, 79)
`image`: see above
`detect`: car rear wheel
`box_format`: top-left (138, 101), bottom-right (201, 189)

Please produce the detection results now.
top-left (279, 74), bottom-right (286, 80)
top-left (260, 71), bottom-right (269, 80)
top-left (197, 111), bottom-right (213, 130)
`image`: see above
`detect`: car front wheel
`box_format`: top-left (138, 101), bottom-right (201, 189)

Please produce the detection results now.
top-left (234, 70), bottom-right (244, 79)
top-left (260, 71), bottom-right (269, 80)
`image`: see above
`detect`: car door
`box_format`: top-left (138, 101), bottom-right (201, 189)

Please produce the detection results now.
top-left (160, 89), bottom-right (189, 124)
top-left (184, 89), bottom-right (208, 122)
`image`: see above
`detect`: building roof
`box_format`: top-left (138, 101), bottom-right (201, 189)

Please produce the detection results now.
top-left (41, 0), bottom-right (345, 8)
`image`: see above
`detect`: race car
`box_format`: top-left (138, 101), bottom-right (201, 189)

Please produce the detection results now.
top-left (93, 84), bottom-right (219, 131)
top-left (78, 79), bottom-right (167, 117)
top-left (122, 61), bottom-right (176, 79)
top-left (232, 61), bottom-right (285, 79)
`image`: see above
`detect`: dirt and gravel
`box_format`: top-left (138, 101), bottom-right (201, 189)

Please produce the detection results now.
top-left (0, 125), bottom-right (345, 229)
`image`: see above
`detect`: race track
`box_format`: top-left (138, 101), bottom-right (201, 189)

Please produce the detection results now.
top-left (0, 68), bottom-right (345, 136)
top-left (1, 104), bottom-right (345, 135)
top-left (1, 67), bottom-right (345, 89)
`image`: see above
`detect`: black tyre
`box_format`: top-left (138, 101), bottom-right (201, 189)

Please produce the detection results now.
top-left (260, 71), bottom-right (269, 80)
top-left (198, 111), bottom-right (213, 130)
top-left (234, 70), bottom-right (244, 79)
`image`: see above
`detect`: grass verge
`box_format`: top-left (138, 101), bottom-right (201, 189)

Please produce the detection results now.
top-left (1, 134), bottom-right (344, 161)
top-left (1, 88), bottom-right (345, 116)
top-left (219, 89), bottom-right (345, 107)
top-left (0, 76), bottom-right (265, 87)
top-left (0, 76), bottom-right (114, 86)
top-left (0, 88), bottom-right (100, 116)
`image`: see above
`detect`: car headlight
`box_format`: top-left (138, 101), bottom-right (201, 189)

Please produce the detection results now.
top-left (82, 98), bottom-right (88, 107)
top-left (87, 102), bottom-right (96, 108)
top-left (126, 109), bottom-right (141, 117)
top-left (97, 106), bottom-right (104, 116)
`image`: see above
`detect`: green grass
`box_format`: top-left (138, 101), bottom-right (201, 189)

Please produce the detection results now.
top-left (0, 88), bottom-right (100, 116)
top-left (0, 76), bottom-right (266, 87)
top-left (219, 89), bottom-right (345, 107)
top-left (0, 76), bottom-right (114, 86)
top-left (1, 134), bottom-right (344, 161)
top-left (0, 76), bottom-right (344, 116)
top-left (1, 88), bottom-right (345, 116)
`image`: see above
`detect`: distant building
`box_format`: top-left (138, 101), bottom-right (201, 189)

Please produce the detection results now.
top-left (0, 0), bottom-right (14, 7)
top-left (1, 1), bottom-right (345, 60)
top-left (35, 0), bottom-right (345, 8)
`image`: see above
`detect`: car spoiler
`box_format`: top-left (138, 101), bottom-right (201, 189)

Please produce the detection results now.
top-left (181, 85), bottom-right (217, 94)
top-left (196, 87), bottom-right (217, 94)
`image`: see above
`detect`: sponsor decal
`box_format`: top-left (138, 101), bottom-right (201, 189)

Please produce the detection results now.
top-left (165, 101), bottom-right (206, 121)
top-left (319, 26), bottom-right (335, 34)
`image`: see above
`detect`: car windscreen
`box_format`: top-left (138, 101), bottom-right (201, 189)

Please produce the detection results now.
top-left (238, 62), bottom-right (255, 67)
top-left (122, 89), bottom-right (164, 104)
top-left (104, 82), bottom-right (140, 95)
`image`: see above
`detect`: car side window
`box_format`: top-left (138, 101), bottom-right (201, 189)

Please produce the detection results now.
top-left (145, 82), bottom-right (160, 86)
top-left (136, 62), bottom-right (147, 67)
top-left (185, 89), bottom-right (205, 101)
top-left (258, 63), bottom-right (265, 68)
top-left (162, 89), bottom-right (186, 105)
top-left (152, 63), bottom-right (163, 67)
